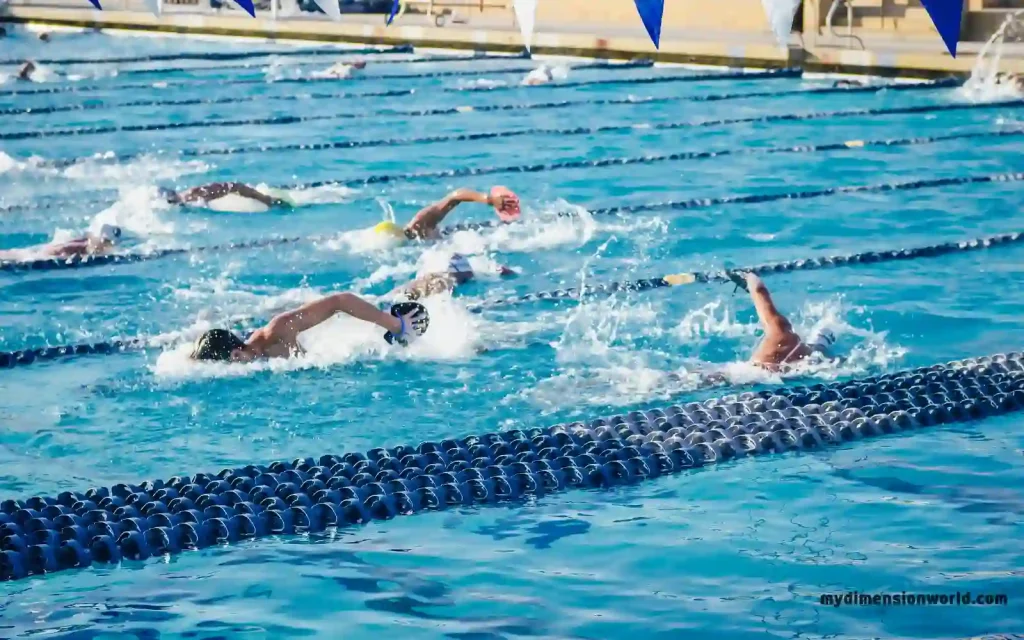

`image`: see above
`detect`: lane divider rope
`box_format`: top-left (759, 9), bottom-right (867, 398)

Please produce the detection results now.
top-left (1, 351), bottom-right (1021, 581)
top-left (0, 73), bottom-right (958, 120)
top-left (0, 44), bottom-right (413, 73)
top-left (0, 58), bottom-right (657, 97)
top-left (111, 51), bottom-right (530, 77)
top-left (0, 95), bottom-right (1009, 216)
top-left (1, 225), bottom-right (1020, 367)
top-left (2, 162), bottom-right (1020, 278)
top-left (468, 227), bottom-right (1024, 311)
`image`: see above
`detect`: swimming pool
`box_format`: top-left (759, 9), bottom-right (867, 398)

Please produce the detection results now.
top-left (1, 24), bottom-right (1024, 639)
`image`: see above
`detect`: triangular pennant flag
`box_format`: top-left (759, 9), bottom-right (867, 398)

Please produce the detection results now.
top-left (386, 0), bottom-right (400, 25)
top-left (233, 0), bottom-right (256, 17)
top-left (632, 0), bottom-right (664, 49)
top-left (142, 0), bottom-right (161, 17)
top-left (920, 0), bottom-right (964, 57)
top-left (760, 0), bottom-right (800, 48)
top-left (87, 0), bottom-right (102, 8)
top-left (311, 0), bottom-right (341, 21)
top-left (512, 0), bottom-right (538, 51)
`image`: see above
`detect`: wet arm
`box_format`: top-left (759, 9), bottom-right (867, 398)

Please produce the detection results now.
top-left (181, 182), bottom-right (275, 206)
top-left (261, 292), bottom-right (401, 348)
top-left (405, 189), bottom-right (490, 239)
top-left (745, 274), bottom-right (792, 334)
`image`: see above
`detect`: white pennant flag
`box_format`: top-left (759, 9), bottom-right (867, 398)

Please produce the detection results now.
top-left (311, 0), bottom-right (341, 21)
top-left (513, 0), bottom-right (538, 51)
top-left (760, 0), bottom-right (801, 48)
top-left (142, 0), bottom-right (161, 17)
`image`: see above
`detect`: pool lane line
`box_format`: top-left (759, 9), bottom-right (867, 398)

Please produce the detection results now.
top-left (0, 58), bottom-right (658, 97)
top-left (1, 151), bottom-right (1021, 276)
top-left (0, 63), bottom-right (790, 102)
top-left (468, 228), bottom-right (1024, 312)
top-left (3, 85), bottom-right (1016, 150)
top-left (1, 226), bottom-right (1021, 368)
top-left (0, 73), bottom-right (959, 120)
top-left (0, 116), bottom-right (1017, 217)
top-left (0, 350), bottom-right (1021, 581)
top-left (108, 51), bottom-right (532, 77)
top-left (0, 44), bottom-right (414, 69)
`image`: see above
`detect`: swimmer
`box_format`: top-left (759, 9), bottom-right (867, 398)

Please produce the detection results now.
top-left (994, 72), bottom-right (1024, 92)
top-left (373, 185), bottom-right (521, 243)
top-left (730, 272), bottom-right (835, 370)
top-left (832, 78), bottom-right (867, 88)
top-left (190, 294), bottom-right (430, 362)
top-left (395, 252), bottom-right (517, 301)
top-left (17, 61), bottom-right (37, 82)
top-left (521, 64), bottom-right (555, 86)
top-left (0, 225), bottom-right (122, 261)
top-left (311, 60), bottom-right (367, 80)
top-left (158, 182), bottom-right (293, 210)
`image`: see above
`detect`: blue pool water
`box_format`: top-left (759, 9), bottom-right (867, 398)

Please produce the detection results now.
top-left (1, 25), bottom-right (1024, 639)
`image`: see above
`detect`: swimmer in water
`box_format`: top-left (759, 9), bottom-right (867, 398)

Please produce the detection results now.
top-left (372, 186), bottom-right (521, 299)
top-left (311, 60), bottom-right (367, 80)
top-left (994, 72), bottom-right (1024, 92)
top-left (158, 182), bottom-right (293, 210)
top-left (521, 64), bottom-right (556, 86)
top-left (395, 252), bottom-right (517, 301)
top-left (0, 225), bottom-right (122, 261)
top-left (731, 271), bottom-right (835, 370)
top-left (373, 185), bottom-right (521, 243)
top-left (17, 61), bottom-right (37, 82)
top-left (190, 294), bottom-right (429, 362)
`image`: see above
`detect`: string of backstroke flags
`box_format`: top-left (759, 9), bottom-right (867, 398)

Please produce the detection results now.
top-left (76, 0), bottom-right (967, 59)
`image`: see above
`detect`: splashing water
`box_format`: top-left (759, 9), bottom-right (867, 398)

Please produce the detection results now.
top-left (960, 10), bottom-right (1024, 102)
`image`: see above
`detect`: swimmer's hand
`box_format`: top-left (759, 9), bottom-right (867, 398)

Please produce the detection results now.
top-left (384, 302), bottom-right (430, 346)
top-left (488, 186), bottom-right (521, 222)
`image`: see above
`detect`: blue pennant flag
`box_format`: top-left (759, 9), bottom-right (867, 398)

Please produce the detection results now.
top-left (920, 0), bottom-right (964, 57)
top-left (87, 0), bottom-right (102, 8)
top-left (235, 0), bottom-right (256, 17)
top-left (633, 0), bottom-right (664, 49)
top-left (387, 0), bottom-right (400, 25)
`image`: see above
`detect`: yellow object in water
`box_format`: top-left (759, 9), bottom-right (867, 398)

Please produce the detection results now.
top-left (373, 221), bottom-right (407, 240)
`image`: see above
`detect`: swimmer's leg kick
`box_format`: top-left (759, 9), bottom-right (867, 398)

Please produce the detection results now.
top-left (191, 292), bottom-right (429, 362)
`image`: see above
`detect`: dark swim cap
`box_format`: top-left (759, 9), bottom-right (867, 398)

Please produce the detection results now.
top-left (157, 186), bottom-right (182, 204)
top-left (191, 329), bottom-right (245, 361)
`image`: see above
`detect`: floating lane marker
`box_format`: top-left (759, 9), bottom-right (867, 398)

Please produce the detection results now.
top-left (1, 351), bottom-right (1021, 581)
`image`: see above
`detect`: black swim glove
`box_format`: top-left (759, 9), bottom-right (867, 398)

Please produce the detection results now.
top-left (384, 302), bottom-right (430, 346)
top-left (724, 270), bottom-right (750, 294)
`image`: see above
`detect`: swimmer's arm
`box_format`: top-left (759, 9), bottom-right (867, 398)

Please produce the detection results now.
top-left (405, 189), bottom-right (490, 239)
top-left (744, 273), bottom-right (793, 334)
top-left (46, 240), bottom-right (91, 257)
top-left (261, 292), bottom-right (402, 347)
top-left (181, 182), bottom-right (276, 206)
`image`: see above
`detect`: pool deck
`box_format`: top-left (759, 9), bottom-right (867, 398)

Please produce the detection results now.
top-left (2, 3), bottom-right (1024, 78)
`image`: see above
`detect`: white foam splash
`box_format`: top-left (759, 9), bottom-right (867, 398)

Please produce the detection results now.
top-left (253, 182), bottom-right (358, 206)
top-left (62, 154), bottom-right (210, 185)
top-left (455, 78), bottom-right (507, 90)
top-left (960, 10), bottom-right (1024, 103)
top-left (88, 185), bottom-right (184, 238)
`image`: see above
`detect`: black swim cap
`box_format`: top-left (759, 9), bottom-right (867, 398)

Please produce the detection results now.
top-left (157, 186), bottom-right (181, 204)
top-left (191, 329), bottom-right (245, 361)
